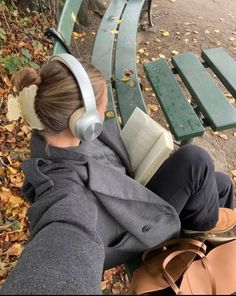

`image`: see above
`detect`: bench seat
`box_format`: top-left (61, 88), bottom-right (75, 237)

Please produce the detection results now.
top-left (144, 59), bottom-right (204, 141)
top-left (172, 51), bottom-right (236, 131)
top-left (202, 47), bottom-right (236, 99)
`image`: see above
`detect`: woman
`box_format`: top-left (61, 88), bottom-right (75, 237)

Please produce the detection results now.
top-left (1, 54), bottom-right (234, 295)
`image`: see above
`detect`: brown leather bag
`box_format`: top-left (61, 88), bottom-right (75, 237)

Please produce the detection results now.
top-left (128, 238), bottom-right (236, 295)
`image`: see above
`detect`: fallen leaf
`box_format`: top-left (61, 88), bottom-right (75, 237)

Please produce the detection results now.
top-left (214, 29), bottom-right (220, 33)
top-left (5, 243), bottom-right (23, 257)
top-left (229, 36), bottom-right (235, 41)
top-left (116, 19), bottom-right (123, 25)
top-left (138, 48), bottom-right (145, 54)
top-left (122, 75), bottom-right (130, 82)
top-left (219, 134), bottom-right (228, 140)
top-left (4, 124), bottom-right (15, 132)
top-left (129, 80), bottom-right (136, 87)
top-left (205, 30), bottom-right (210, 34)
top-left (71, 12), bottom-right (77, 23)
top-left (101, 280), bottom-right (108, 291)
top-left (159, 54), bottom-right (166, 59)
top-left (110, 29), bottom-right (119, 35)
top-left (144, 87), bottom-right (152, 92)
top-left (232, 170), bottom-right (236, 177)
top-left (72, 32), bottom-right (80, 40)
top-left (148, 103), bottom-right (158, 112)
top-left (171, 50), bottom-right (179, 55)
top-left (161, 30), bottom-right (169, 37)
top-left (212, 131), bottom-right (219, 135)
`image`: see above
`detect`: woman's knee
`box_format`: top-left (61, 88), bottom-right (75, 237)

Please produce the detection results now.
top-left (174, 144), bottom-right (214, 169)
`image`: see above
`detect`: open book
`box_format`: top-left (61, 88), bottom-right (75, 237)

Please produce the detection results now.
top-left (120, 107), bottom-right (174, 185)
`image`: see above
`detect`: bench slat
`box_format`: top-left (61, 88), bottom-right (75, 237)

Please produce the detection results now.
top-left (172, 52), bottom-right (236, 131)
top-left (92, 0), bottom-right (127, 127)
top-left (114, 0), bottom-right (147, 126)
top-left (202, 47), bottom-right (236, 99)
top-left (53, 0), bottom-right (84, 54)
top-left (144, 59), bottom-right (204, 141)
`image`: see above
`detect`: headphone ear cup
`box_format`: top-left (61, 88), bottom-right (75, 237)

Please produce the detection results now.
top-left (69, 107), bottom-right (103, 141)
top-left (69, 107), bottom-right (85, 137)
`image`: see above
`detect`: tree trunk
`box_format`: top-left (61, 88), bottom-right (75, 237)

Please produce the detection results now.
top-left (78, 0), bottom-right (105, 26)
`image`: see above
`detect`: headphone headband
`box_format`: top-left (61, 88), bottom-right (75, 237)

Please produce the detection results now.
top-left (49, 54), bottom-right (97, 114)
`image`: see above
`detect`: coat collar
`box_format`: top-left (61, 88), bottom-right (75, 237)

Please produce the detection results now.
top-left (30, 120), bottom-right (133, 177)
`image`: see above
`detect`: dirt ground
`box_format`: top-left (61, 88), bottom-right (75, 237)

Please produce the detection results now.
top-left (72, 0), bottom-right (236, 293)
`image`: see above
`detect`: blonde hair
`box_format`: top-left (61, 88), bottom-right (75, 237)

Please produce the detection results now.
top-left (13, 60), bottom-right (107, 134)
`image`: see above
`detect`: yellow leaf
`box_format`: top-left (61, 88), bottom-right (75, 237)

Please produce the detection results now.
top-left (138, 48), bottom-right (145, 54)
top-left (110, 29), bottom-right (119, 35)
top-left (148, 103), bottom-right (158, 112)
top-left (219, 134), bottom-right (228, 140)
top-left (106, 111), bottom-right (115, 119)
top-left (7, 166), bottom-right (18, 175)
top-left (101, 280), bottom-right (108, 291)
top-left (18, 41), bottom-right (27, 47)
top-left (8, 195), bottom-right (23, 208)
top-left (3, 75), bottom-right (12, 87)
top-left (161, 30), bottom-right (169, 37)
top-left (5, 243), bottom-right (23, 257)
top-left (129, 80), bottom-right (136, 87)
top-left (144, 87), bottom-right (151, 92)
top-left (71, 12), bottom-right (77, 23)
top-left (232, 170), bottom-right (236, 177)
top-left (4, 123), bottom-right (15, 132)
top-left (116, 19), bottom-right (123, 25)
top-left (122, 75), bottom-right (130, 82)
top-left (212, 131), bottom-right (219, 135)
top-left (159, 54), bottom-right (166, 59)
top-left (72, 32), bottom-right (80, 40)
top-left (171, 50), bottom-right (179, 55)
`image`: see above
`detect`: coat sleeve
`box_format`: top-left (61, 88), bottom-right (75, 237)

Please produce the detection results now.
top-left (0, 162), bottom-right (105, 295)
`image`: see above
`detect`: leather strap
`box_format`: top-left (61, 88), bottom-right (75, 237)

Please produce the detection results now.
top-left (161, 249), bottom-right (217, 295)
top-left (142, 238), bottom-right (207, 263)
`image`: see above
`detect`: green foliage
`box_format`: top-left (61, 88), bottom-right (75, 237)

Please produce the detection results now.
top-left (0, 50), bottom-right (39, 75)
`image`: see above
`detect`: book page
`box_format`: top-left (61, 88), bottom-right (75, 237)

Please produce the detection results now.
top-left (134, 131), bottom-right (174, 186)
top-left (120, 107), bottom-right (166, 171)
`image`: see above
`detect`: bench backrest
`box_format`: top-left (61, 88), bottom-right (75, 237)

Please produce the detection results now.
top-left (53, 0), bottom-right (147, 130)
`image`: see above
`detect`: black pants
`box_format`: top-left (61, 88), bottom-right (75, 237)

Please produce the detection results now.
top-left (146, 144), bottom-right (234, 231)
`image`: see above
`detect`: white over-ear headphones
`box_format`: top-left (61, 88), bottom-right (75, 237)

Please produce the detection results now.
top-left (49, 53), bottom-right (103, 141)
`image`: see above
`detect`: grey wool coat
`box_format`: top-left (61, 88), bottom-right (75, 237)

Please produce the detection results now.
top-left (1, 120), bottom-right (180, 295)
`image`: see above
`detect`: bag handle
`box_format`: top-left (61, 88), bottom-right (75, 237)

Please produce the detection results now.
top-left (142, 238), bottom-right (207, 263)
top-left (161, 249), bottom-right (216, 295)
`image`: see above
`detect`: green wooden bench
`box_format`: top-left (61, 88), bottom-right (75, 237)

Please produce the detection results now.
top-left (46, 0), bottom-right (236, 284)
top-left (144, 48), bottom-right (236, 143)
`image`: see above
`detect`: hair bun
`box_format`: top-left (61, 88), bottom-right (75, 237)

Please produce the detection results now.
top-left (13, 67), bottom-right (41, 93)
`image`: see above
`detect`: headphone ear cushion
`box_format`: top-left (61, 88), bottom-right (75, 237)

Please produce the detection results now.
top-left (69, 107), bottom-right (85, 137)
